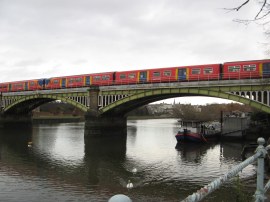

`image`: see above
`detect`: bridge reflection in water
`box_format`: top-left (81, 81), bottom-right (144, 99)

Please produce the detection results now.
top-left (0, 120), bottom-right (259, 201)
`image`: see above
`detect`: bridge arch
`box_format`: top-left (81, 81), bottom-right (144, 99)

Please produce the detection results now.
top-left (100, 88), bottom-right (270, 115)
top-left (3, 94), bottom-right (88, 114)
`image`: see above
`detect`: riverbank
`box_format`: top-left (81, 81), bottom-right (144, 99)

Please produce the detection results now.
top-left (32, 115), bottom-right (175, 123)
top-left (32, 115), bottom-right (84, 124)
top-left (127, 115), bottom-right (174, 120)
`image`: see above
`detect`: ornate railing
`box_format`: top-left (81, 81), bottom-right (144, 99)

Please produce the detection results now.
top-left (181, 137), bottom-right (270, 202)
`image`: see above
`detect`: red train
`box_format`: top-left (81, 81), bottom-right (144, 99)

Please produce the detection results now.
top-left (1, 59), bottom-right (270, 93)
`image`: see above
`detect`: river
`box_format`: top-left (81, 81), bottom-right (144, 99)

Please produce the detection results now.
top-left (0, 119), bottom-right (258, 201)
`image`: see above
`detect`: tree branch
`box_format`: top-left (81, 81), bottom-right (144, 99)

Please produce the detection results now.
top-left (255, 0), bottom-right (267, 19)
top-left (233, 0), bottom-right (250, 11)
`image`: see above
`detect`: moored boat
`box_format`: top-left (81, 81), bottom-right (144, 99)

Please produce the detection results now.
top-left (175, 126), bottom-right (221, 143)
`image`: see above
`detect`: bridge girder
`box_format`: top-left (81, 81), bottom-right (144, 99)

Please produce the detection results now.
top-left (100, 87), bottom-right (270, 115)
top-left (3, 94), bottom-right (88, 114)
top-left (2, 83), bottom-right (270, 116)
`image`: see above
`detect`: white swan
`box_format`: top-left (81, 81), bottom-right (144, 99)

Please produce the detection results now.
top-left (132, 168), bottom-right (137, 174)
top-left (126, 180), bottom-right (133, 189)
top-left (27, 142), bottom-right (33, 147)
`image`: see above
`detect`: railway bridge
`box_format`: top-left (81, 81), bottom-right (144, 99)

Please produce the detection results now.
top-left (1, 78), bottom-right (270, 136)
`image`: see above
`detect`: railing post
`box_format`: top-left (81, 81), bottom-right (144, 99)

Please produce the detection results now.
top-left (254, 138), bottom-right (267, 202)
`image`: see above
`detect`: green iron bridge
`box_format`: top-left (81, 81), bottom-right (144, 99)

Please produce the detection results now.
top-left (1, 78), bottom-right (270, 135)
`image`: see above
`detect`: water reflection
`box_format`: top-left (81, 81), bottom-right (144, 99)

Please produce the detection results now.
top-left (175, 142), bottom-right (213, 163)
top-left (0, 120), bottom-right (258, 201)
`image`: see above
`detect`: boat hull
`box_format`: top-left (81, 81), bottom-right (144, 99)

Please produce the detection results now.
top-left (175, 128), bottom-right (220, 143)
top-left (175, 130), bottom-right (204, 143)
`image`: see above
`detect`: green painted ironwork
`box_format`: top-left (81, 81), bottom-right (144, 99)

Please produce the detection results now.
top-left (2, 83), bottom-right (270, 115)
top-left (100, 86), bottom-right (270, 114)
top-left (3, 93), bottom-right (88, 113)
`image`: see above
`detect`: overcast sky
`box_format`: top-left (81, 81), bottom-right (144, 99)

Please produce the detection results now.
top-left (0, 0), bottom-right (267, 104)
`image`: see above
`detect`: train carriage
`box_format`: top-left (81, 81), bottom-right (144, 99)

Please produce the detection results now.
top-left (45, 77), bottom-right (65, 89)
top-left (223, 59), bottom-right (270, 80)
top-left (115, 71), bottom-right (140, 85)
top-left (0, 83), bottom-right (9, 92)
top-left (185, 64), bottom-right (221, 81)
top-left (90, 72), bottom-right (114, 86)
top-left (148, 67), bottom-right (178, 83)
top-left (65, 74), bottom-right (91, 88)
top-left (2, 79), bottom-right (43, 92)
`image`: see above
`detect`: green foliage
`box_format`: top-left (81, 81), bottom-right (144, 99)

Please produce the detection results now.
top-left (172, 103), bottom-right (253, 122)
top-left (232, 175), bottom-right (252, 202)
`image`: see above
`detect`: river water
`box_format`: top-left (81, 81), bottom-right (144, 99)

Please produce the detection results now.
top-left (0, 119), bottom-right (258, 201)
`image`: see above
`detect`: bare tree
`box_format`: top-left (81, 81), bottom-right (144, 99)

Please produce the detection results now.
top-left (226, 0), bottom-right (270, 24)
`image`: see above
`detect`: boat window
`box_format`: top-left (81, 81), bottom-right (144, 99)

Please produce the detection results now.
top-left (228, 66), bottom-right (241, 72)
top-left (128, 73), bottom-right (136, 79)
top-left (163, 70), bottom-right (172, 76)
top-left (243, 64), bottom-right (256, 71)
top-left (120, 74), bottom-right (126, 79)
top-left (203, 67), bottom-right (213, 74)
top-left (191, 68), bottom-right (200, 75)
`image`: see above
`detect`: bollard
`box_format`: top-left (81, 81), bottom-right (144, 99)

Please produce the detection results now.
top-left (254, 138), bottom-right (267, 202)
top-left (108, 194), bottom-right (132, 202)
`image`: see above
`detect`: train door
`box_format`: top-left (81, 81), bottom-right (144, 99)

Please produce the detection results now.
top-left (178, 68), bottom-right (186, 80)
top-left (263, 62), bottom-right (270, 77)
top-left (85, 76), bottom-right (90, 86)
top-left (25, 82), bottom-right (28, 91)
top-left (139, 71), bottom-right (147, 82)
top-left (62, 78), bottom-right (66, 88)
top-left (38, 79), bottom-right (44, 89)
top-left (8, 84), bottom-right (12, 92)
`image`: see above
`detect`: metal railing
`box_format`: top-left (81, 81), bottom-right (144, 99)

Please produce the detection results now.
top-left (181, 137), bottom-right (270, 202)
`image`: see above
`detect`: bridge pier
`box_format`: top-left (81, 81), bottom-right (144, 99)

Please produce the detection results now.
top-left (84, 115), bottom-right (127, 138)
top-left (84, 85), bottom-right (127, 138)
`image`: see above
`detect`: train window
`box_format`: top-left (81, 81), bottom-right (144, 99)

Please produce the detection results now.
top-left (203, 68), bottom-right (213, 74)
top-left (53, 80), bottom-right (59, 84)
top-left (69, 78), bottom-right (74, 83)
top-left (191, 68), bottom-right (200, 74)
top-left (120, 74), bottom-right (126, 79)
top-left (29, 81), bottom-right (35, 86)
top-left (76, 78), bottom-right (82, 82)
top-left (163, 71), bottom-right (172, 76)
top-left (228, 66), bottom-right (240, 72)
top-left (243, 64), bottom-right (256, 71)
top-left (153, 72), bottom-right (160, 77)
top-left (128, 73), bottom-right (136, 79)
top-left (102, 75), bottom-right (110, 80)
top-left (14, 84), bottom-right (23, 87)
top-left (94, 76), bottom-right (101, 81)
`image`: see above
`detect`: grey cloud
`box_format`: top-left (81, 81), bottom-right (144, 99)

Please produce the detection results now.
top-left (0, 0), bottom-right (267, 82)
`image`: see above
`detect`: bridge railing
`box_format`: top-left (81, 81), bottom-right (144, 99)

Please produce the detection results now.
top-left (181, 137), bottom-right (270, 202)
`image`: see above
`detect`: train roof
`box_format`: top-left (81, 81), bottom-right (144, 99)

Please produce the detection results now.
top-left (224, 59), bottom-right (270, 64)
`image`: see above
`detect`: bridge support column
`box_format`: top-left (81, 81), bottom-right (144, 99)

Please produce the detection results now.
top-left (84, 115), bottom-right (127, 138)
top-left (84, 85), bottom-right (127, 138)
